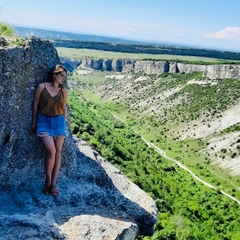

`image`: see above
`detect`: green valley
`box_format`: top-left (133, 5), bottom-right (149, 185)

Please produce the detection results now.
top-left (61, 48), bottom-right (240, 239)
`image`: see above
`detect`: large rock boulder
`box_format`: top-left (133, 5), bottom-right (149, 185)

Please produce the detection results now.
top-left (0, 37), bottom-right (157, 239)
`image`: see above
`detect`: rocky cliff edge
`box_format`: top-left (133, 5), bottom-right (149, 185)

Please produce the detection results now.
top-left (61, 57), bottom-right (240, 80)
top-left (0, 37), bottom-right (157, 239)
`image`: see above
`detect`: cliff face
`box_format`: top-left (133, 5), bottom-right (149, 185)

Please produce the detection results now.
top-left (0, 37), bottom-right (67, 187)
top-left (61, 57), bottom-right (240, 80)
top-left (0, 38), bottom-right (157, 239)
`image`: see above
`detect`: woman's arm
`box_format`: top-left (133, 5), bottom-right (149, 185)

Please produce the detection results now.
top-left (62, 88), bottom-right (68, 120)
top-left (31, 83), bottom-right (44, 133)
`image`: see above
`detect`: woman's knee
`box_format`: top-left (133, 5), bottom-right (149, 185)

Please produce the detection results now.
top-left (54, 136), bottom-right (64, 155)
top-left (55, 148), bottom-right (63, 158)
top-left (45, 147), bottom-right (56, 158)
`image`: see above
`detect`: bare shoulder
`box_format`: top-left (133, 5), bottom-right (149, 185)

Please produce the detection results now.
top-left (37, 82), bottom-right (46, 90)
top-left (35, 82), bottom-right (46, 94)
top-left (62, 86), bottom-right (68, 93)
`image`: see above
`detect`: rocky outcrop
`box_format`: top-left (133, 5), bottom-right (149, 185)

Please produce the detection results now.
top-left (0, 37), bottom-right (157, 239)
top-left (61, 58), bottom-right (81, 71)
top-left (176, 62), bottom-right (206, 74)
top-left (203, 64), bottom-right (240, 79)
top-left (60, 57), bottom-right (240, 80)
top-left (134, 61), bottom-right (169, 74)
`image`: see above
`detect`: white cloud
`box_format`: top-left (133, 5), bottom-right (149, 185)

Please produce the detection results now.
top-left (207, 26), bottom-right (240, 41)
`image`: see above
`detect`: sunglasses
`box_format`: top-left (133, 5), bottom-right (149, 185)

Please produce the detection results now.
top-left (58, 73), bottom-right (66, 78)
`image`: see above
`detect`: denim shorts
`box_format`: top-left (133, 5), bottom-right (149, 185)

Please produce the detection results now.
top-left (37, 113), bottom-right (67, 138)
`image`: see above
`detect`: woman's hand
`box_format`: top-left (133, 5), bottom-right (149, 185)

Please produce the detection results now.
top-left (31, 122), bottom-right (37, 134)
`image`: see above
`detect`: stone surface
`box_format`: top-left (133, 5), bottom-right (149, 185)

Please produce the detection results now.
top-left (0, 37), bottom-right (157, 239)
top-left (62, 57), bottom-right (240, 80)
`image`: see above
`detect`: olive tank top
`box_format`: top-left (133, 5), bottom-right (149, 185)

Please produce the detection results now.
top-left (38, 85), bottom-right (64, 116)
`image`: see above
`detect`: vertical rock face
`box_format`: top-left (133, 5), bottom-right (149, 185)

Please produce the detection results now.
top-left (103, 59), bottom-right (113, 71)
top-left (169, 62), bottom-right (179, 73)
top-left (176, 63), bottom-right (207, 74)
top-left (0, 37), bottom-right (69, 187)
top-left (122, 59), bottom-right (135, 72)
top-left (203, 64), bottom-right (240, 79)
top-left (0, 37), bottom-right (157, 239)
top-left (81, 58), bottom-right (93, 68)
top-left (65, 57), bottom-right (240, 80)
top-left (92, 58), bottom-right (104, 69)
top-left (59, 57), bottom-right (81, 71)
top-left (112, 59), bottom-right (124, 72)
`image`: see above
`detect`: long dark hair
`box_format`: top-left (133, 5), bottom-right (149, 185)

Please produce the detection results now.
top-left (47, 64), bottom-right (67, 98)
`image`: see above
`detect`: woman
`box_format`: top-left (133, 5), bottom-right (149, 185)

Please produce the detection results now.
top-left (31, 64), bottom-right (68, 196)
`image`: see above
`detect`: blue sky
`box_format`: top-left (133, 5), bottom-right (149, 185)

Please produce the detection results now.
top-left (0, 0), bottom-right (240, 51)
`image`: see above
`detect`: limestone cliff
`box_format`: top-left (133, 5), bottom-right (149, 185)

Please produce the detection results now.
top-left (0, 37), bottom-right (157, 239)
top-left (60, 57), bottom-right (240, 80)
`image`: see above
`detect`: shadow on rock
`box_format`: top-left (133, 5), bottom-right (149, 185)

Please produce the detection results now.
top-left (0, 137), bottom-right (157, 239)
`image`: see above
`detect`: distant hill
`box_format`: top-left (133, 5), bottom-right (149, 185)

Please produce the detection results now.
top-left (14, 26), bottom-right (240, 61)
top-left (13, 26), bottom-right (141, 44)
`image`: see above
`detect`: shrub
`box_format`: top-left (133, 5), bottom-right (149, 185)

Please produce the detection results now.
top-left (220, 148), bottom-right (227, 153)
top-left (0, 22), bottom-right (15, 37)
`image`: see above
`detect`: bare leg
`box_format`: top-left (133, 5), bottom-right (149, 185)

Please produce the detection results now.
top-left (51, 136), bottom-right (65, 188)
top-left (40, 136), bottom-right (56, 192)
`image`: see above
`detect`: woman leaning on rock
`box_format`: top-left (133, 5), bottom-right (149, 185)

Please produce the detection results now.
top-left (31, 64), bottom-right (68, 196)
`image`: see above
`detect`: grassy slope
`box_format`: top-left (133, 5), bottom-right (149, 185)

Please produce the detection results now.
top-left (62, 48), bottom-right (240, 239)
top-left (80, 72), bottom-right (240, 200)
top-left (67, 86), bottom-right (240, 240)
top-left (57, 45), bottom-right (240, 199)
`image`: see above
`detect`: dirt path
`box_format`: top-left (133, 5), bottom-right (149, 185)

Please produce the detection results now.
top-left (112, 114), bottom-right (240, 204)
top-left (141, 137), bottom-right (240, 205)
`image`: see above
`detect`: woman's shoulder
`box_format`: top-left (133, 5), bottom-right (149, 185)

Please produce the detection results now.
top-left (38, 82), bottom-right (47, 88)
top-left (62, 86), bottom-right (68, 92)
top-left (36, 82), bottom-right (47, 92)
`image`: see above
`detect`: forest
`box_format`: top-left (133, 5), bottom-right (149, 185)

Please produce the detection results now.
top-left (53, 39), bottom-right (240, 61)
